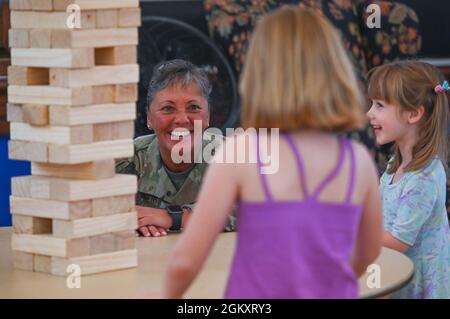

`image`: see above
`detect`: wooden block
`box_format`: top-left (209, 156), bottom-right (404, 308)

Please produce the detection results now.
top-left (49, 103), bottom-right (136, 125)
top-left (11, 11), bottom-right (68, 29)
top-left (48, 139), bottom-right (133, 164)
top-left (9, 0), bottom-right (32, 11)
top-left (29, 29), bottom-right (51, 48)
top-left (53, 0), bottom-right (139, 11)
top-left (89, 233), bottom-right (116, 255)
top-left (53, 211), bottom-right (137, 239)
top-left (93, 121), bottom-right (134, 142)
top-left (114, 230), bottom-right (135, 250)
top-left (7, 66), bottom-right (49, 85)
top-left (118, 8), bottom-right (141, 27)
top-left (13, 251), bottom-right (34, 271)
top-left (34, 255), bottom-right (51, 273)
top-left (11, 175), bottom-right (32, 198)
top-left (11, 48), bottom-right (94, 68)
top-left (10, 196), bottom-right (92, 220)
top-left (7, 103), bottom-right (24, 122)
top-left (12, 174), bottom-right (137, 201)
top-left (22, 104), bottom-right (49, 125)
top-left (32, 159), bottom-right (115, 180)
top-left (50, 249), bottom-right (137, 276)
top-left (50, 64), bottom-right (139, 88)
top-left (10, 122), bottom-right (93, 144)
top-left (95, 46), bottom-right (136, 65)
top-left (96, 9), bottom-right (117, 28)
top-left (12, 215), bottom-right (52, 234)
top-left (92, 194), bottom-right (135, 217)
top-left (12, 233), bottom-right (90, 258)
top-left (8, 140), bottom-right (48, 162)
top-left (115, 83), bottom-right (137, 102)
top-left (31, 0), bottom-right (52, 10)
top-left (51, 28), bottom-right (138, 48)
top-left (89, 230), bottom-right (135, 255)
top-left (92, 85), bottom-right (115, 104)
top-left (8, 85), bottom-right (93, 106)
top-left (9, 29), bottom-right (29, 48)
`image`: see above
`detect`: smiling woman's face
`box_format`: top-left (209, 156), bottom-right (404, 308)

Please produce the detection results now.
top-left (147, 81), bottom-right (210, 166)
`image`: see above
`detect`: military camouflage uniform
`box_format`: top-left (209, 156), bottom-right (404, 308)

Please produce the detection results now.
top-left (115, 134), bottom-right (236, 232)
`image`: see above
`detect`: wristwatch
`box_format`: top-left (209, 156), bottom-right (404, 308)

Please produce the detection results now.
top-left (167, 205), bottom-right (183, 231)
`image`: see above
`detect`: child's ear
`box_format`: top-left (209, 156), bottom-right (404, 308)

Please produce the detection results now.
top-left (407, 105), bottom-right (425, 124)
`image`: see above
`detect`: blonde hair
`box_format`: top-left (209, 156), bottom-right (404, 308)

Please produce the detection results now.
top-left (240, 6), bottom-right (366, 132)
top-left (368, 60), bottom-right (449, 174)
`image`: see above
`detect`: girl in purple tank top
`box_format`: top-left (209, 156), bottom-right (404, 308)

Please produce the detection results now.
top-left (163, 7), bottom-right (383, 299)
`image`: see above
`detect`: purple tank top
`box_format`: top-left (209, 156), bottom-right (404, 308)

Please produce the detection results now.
top-left (224, 133), bottom-right (363, 299)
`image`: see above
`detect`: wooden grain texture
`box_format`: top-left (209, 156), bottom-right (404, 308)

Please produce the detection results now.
top-left (11, 48), bottom-right (94, 68)
top-left (51, 28), bottom-right (138, 48)
top-left (53, 0), bottom-right (139, 11)
top-left (50, 64), bottom-right (139, 87)
top-left (95, 46), bottom-right (136, 65)
top-left (7, 66), bottom-right (49, 85)
top-left (8, 85), bottom-right (93, 106)
top-left (47, 139), bottom-right (133, 164)
top-left (31, 160), bottom-right (115, 180)
top-left (52, 212), bottom-right (137, 239)
top-left (10, 122), bottom-right (93, 144)
top-left (8, 140), bottom-right (48, 162)
top-left (10, 196), bottom-right (92, 220)
top-left (49, 103), bottom-right (135, 125)
top-left (11, 174), bottom-right (137, 201)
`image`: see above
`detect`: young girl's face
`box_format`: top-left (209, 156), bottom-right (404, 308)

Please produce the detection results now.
top-left (367, 99), bottom-right (410, 145)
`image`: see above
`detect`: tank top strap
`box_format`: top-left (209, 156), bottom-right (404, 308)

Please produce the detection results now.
top-left (256, 133), bottom-right (273, 202)
top-left (310, 136), bottom-right (346, 200)
top-left (344, 138), bottom-right (356, 204)
top-left (282, 133), bottom-right (310, 199)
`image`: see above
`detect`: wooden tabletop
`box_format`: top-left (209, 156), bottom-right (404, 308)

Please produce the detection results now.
top-left (0, 227), bottom-right (413, 299)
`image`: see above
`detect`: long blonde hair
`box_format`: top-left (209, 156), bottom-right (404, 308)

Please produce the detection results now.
top-left (368, 60), bottom-right (449, 173)
top-left (240, 6), bottom-right (366, 132)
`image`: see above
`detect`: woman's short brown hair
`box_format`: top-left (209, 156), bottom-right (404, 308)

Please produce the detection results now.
top-left (240, 6), bottom-right (365, 132)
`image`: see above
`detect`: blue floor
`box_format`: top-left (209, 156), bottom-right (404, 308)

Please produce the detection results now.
top-left (0, 136), bottom-right (30, 226)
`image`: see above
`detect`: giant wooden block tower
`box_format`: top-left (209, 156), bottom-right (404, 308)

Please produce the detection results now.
top-left (7, 0), bottom-right (141, 276)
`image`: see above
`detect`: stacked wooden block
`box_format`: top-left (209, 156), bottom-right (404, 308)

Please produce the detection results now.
top-left (7, 0), bottom-right (141, 276)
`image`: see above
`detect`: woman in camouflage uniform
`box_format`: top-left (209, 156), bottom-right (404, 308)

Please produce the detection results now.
top-left (116, 60), bottom-right (235, 237)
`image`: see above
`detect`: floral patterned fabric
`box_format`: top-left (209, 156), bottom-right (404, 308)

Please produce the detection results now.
top-left (380, 158), bottom-right (449, 298)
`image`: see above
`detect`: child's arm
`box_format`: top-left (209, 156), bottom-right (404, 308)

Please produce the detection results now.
top-left (351, 145), bottom-right (383, 277)
top-left (382, 231), bottom-right (410, 253)
top-left (161, 145), bottom-right (239, 298)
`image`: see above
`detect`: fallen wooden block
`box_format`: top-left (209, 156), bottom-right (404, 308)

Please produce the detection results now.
top-left (12, 215), bottom-right (52, 234)
top-left (51, 28), bottom-right (138, 48)
top-left (10, 122), bottom-right (93, 144)
top-left (10, 196), bottom-right (92, 220)
top-left (11, 48), bottom-right (94, 68)
top-left (7, 66), bottom-right (49, 85)
top-left (118, 8), bottom-right (141, 27)
top-left (45, 249), bottom-right (138, 276)
top-left (31, 160), bottom-right (116, 180)
top-left (50, 64), bottom-right (139, 88)
top-left (12, 233), bottom-right (90, 258)
top-left (8, 140), bottom-right (48, 162)
top-left (95, 46), bottom-right (137, 65)
top-left (8, 29), bottom-right (29, 48)
top-left (22, 104), bottom-right (49, 126)
top-left (52, 211), bottom-right (137, 238)
top-left (8, 85), bottom-right (93, 106)
top-left (48, 138), bottom-right (133, 164)
top-left (53, 0), bottom-right (139, 11)
top-left (49, 103), bottom-right (136, 125)
top-left (11, 174), bottom-right (137, 201)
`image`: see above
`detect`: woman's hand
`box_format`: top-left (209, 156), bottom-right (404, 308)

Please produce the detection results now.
top-left (136, 206), bottom-right (172, 237)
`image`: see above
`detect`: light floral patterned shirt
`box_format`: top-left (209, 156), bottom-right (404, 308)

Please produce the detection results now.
top-left (380, 158), bottom-right (449, 298)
